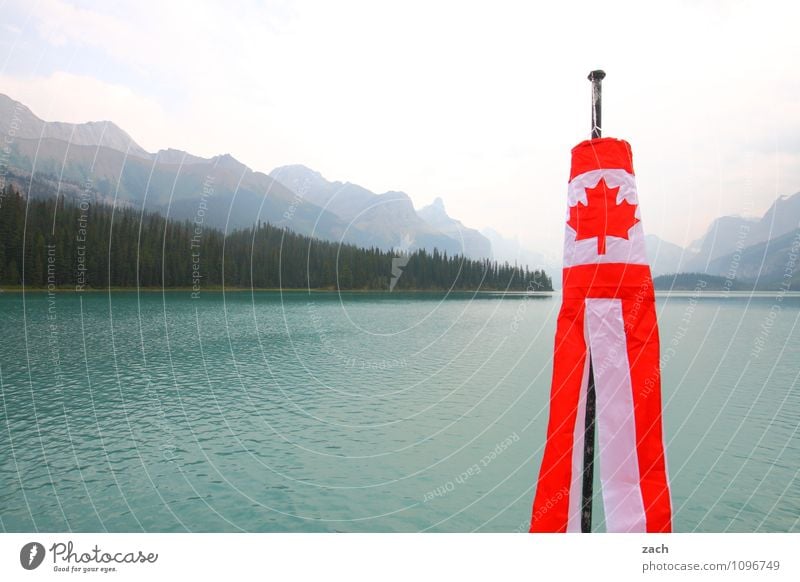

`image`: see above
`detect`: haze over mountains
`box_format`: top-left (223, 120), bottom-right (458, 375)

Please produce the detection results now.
top-left (0, 94), bottom-right (149, 158)
top-left (268, 165), bottom-right (491, 257)
top-left (3, 92), bottom-right (798, 289)
top-left (1, 93), bottom-right (502, 262)
top-left (416, 197), bottom-right (492, 259)
top-left (647, 192), bottom-right (800, 288)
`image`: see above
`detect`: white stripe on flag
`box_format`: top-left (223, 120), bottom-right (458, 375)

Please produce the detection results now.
top-left (585, 298), bottom-right (647, 533)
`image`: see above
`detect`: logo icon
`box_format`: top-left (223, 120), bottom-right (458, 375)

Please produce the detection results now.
top-left (20, 542), bottom-right (45, 570)
top-left (567, 177), bottom-right (639, 255)
top-left (390, 233), bottom-right (414, 292)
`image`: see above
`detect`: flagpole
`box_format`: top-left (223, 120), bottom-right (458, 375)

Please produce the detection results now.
top-left (581, 69), bottom-right (605, 533)
top-left (589, 70), bottom-right (605, 139)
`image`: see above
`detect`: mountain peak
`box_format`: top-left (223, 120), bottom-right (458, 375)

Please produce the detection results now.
top-left (379, 190), bottom-right (412, 202)
top-left (0, 92), bottom-right (149, 158)
top-left (418, 196), bottom-right (451, 222)
top-left (212, 153), bottom-right (249, 173)
top-left (418, 197), bottom-right (492, 258)
top-left (2, 92), bottom-right (499, 261)
top-left (156, 148), bottom-right (215, 166)
top-left (271, 164), bottom-right (324, 180)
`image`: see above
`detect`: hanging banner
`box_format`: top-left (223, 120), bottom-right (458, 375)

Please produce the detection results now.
top-left (530, 137), bottom-right (672, 533)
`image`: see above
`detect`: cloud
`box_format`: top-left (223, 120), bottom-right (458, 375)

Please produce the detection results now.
top-left (31, 0), bottom-right (134, 49)
top-left (22, 0), bottom-right (293, 84)
top-left (4, 0), bottom-right (800, 255)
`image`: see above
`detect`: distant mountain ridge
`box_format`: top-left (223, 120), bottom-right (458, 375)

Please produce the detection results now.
top-left (647, 191), bottom-right (800, 289)
top-left (1, 93), bottom-right (495, 261)
top-left (0, 93), bottom-right (149, 158)
top-left (269, 165), bottom-right (489, 257)
top-left (417, 197), bottom-right (492, 259)
top-left (645, 234), bottom-right (690, 277)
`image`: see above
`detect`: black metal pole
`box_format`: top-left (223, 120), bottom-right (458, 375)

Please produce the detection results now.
top-left (589, 70), bottom-right (605, 139)
top-left (581, 69), bottom-right (605, 533)
top-left (581, 362), bottom-right (596, 532)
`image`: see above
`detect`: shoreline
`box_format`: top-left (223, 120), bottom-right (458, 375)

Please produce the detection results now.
top-left (2, 287), bottom-right (795, 296)
top-left (0, 286), bottom-right (554, 295)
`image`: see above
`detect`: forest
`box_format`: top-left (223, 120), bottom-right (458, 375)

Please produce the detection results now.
top-left (0, 185), bottom-right (552, 292)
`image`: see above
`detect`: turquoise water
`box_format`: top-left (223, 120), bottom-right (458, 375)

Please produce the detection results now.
top-left (0, 290), bottom-right (798, 532)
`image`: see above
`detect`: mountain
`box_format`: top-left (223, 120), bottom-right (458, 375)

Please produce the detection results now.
top-left (645, 192), bottom-right (800, 289)
top-left (480, 227), bottom-right (561, 289)
top-left (2, 93), bottom-right (504, 261)
top-left (152, 148), bottom-right (209, 165)
top-left (645, 234), bottom-right (691, 277)
top-left (417, 197), bottom-right (491, 258)
top-left (653, 225), bottom-right (800, 292)
top-left (1, 186), bottom-right (549, 292)
top-left (269, 165), bottom-right (475, 256)
top-left (653, 273), bottom-right (746, 291)
top-left (685, 215), bottom-right (759, 270)
top-left (0, 93), bottom-right (149, 158)
top-left (481, 227), bottom-right (547, 267)
top-left (268, 164), bottom-right (376, 219)
top-left (760, 192), bottom-right (800, 241)
top-left (684, 192), bottom-right (800, 272)
top-left (4, 134), bottom-right (350, 239)
top-left (704, 228), bottom-right (800, 288)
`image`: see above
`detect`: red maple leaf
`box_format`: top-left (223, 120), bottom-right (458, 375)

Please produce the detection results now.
top-left (567, 177), bottom-right (639, 255)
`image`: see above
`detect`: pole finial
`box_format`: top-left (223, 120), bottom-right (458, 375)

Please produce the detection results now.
top-left (587, 70), bottom-right (605, 139)
top-left (588, 70), bottom-right (606, 82)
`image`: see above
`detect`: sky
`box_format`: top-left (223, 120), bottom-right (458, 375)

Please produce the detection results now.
top-left (1, 0), bottom-right (799, 258)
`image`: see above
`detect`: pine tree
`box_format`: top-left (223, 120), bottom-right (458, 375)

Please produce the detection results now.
top-left (0, 183), bottom-right (553, 292)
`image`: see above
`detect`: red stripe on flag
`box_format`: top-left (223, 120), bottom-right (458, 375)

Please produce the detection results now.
top-left (569, 137), bottom-right (634, 181)
top-left (530, 298), bottom-right (588, 532)
top-left (621, 297), bottom-right (673, 532)
top-left (562, 263), bottom-right (654, 300)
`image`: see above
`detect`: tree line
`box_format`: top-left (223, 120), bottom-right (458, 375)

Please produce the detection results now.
top-left (0, 185), bottom-right (552, 292)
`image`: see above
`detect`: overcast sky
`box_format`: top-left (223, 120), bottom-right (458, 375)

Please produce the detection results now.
top-left (2, 0), bottom-right (799, 258)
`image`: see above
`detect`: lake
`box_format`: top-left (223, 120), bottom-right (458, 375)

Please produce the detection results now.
top-left (1, 290), bottom-right (798, 532)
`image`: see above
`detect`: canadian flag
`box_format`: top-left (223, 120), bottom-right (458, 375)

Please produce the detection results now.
top-left (530, 137), bottom-right (672, 533)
